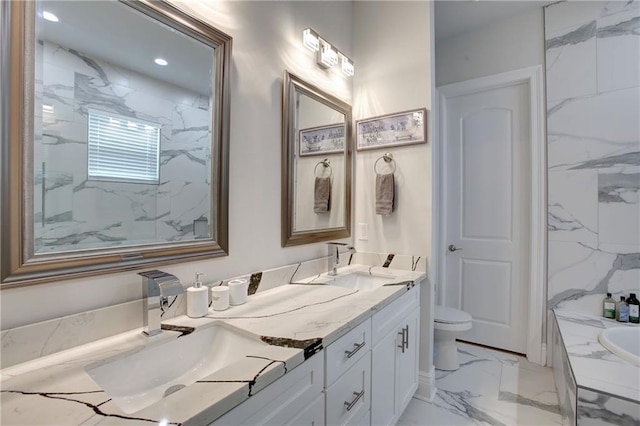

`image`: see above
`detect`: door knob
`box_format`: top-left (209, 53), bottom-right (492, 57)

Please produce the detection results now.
top-left (448, 244), bottom-right (462, 252)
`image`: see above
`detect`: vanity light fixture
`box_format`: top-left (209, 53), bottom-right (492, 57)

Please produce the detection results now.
top-left (302, 28), bottom-right (320, 52)
top-left (341, 55), bottom-right (354, 77)
top-left (317, 40), bottom-right (338, 69)
top-left (302, 27), bottom-right (354, 76)
top-left (154, 58), bottom-right (168, 66)
top-left (42, 11), bottom-right (59, 23)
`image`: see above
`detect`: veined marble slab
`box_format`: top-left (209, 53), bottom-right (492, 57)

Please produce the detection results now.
top-left (0, 266), bottom-right (426, 425)
top-left (545, 0), bottom-right (640, 319)
top-left (554, 310), bottom-right (640, 406)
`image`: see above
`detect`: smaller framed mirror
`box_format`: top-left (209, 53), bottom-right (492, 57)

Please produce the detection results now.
top-left (282, 72), bottom-right (352, 247)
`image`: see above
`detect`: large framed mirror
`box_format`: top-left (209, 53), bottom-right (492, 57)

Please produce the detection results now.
top-left (0, 0), bottom-right (231, 287)
top-left (282, 72), bottom-right (352, 247)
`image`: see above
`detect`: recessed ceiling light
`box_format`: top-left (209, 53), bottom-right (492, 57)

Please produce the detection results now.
top-left (154, 58), bottom-right (168, 66)
top-left (42, 11), bottom-right (59, 23)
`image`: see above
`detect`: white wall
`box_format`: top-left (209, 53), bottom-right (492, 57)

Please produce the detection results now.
top-left (353, 0), bottom-right (434, 396)
top-left (435, 7), bottom-right (544, 86)
top-left (353, 1), bottom-right (432, 262)
top-left (1, 1), bottom-right (355, 330)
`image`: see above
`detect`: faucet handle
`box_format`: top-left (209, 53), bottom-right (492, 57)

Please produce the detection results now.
top-left (160, 295), bottom-right (170, 312)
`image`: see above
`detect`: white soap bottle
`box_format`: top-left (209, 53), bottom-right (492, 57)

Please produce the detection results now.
top-left (187, 272), bottom-right (209, 318)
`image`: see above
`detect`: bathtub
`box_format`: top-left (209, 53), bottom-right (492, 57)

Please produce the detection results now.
top-left (598, 326), bottom-right (640, 367)
top-left (552, 310), bottom-right (640, 425)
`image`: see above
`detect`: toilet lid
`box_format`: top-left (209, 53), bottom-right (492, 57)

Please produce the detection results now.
top-left (435, 306), bottom-right (472, 324)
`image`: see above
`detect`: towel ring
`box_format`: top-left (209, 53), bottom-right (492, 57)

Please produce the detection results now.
top-left (314, 159), bottom-right (332, 178)
top-left (374, 152), bottom-right (396, 175)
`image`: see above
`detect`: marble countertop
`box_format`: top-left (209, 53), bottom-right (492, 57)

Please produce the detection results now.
top-left (1, 266), bottom-right (424, 425)
top-left (554, 309), bottom-right (640, 403)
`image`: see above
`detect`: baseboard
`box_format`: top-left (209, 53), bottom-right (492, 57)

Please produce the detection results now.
top-left (414, 367), bottom-right (437, 402)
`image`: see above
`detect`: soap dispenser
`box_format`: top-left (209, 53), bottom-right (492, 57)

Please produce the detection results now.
top-left (187, 272), bottom-right (208, 318)
top-left (616, 296), bottom-right (629, 323)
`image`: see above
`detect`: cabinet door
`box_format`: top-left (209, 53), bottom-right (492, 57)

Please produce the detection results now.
top-left (371, 329), bottom-right (398, 426)
top-left (395, 307), bottom-right (420, 416)
top-left (285, 394), bottom-right (325, 425)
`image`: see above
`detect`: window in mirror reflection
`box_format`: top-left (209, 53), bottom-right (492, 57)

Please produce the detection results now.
top-left (87, 110), bottom-right (161, 184)
top-left (33, 0), bottom-right (215, 254)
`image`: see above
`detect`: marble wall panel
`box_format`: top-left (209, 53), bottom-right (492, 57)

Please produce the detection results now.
top-left (545, 1), bottom-right (640, 315)
top-left (35, 40), bottom-right (211, 251)
top-left (552, 315), bottom-right (577, 426)
top-left (577, 388), bottom-right (640, 425)
top-left (545, 21), bottom-right (597, 102)
top-left (599, 172), bottom-right (640, 245)
top-left (548, 170), bottom-right (598, 242)
top-left (548, 241), bottom-right (640, 313)
top-left (596, 9), bottom-right (640, 92)
top-left (547, 89), bottom-right (639, 172)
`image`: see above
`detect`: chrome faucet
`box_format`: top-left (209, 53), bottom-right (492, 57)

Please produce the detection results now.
top-left (139, 270), bottom-right (184, 336)
top-left (327, 242), bottom-right (356, 276)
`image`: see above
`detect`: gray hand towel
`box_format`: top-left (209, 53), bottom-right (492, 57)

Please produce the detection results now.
top-left (314, 176), bottom-right (331, 213)
top-left (376, 173), bottom-right (394, 215)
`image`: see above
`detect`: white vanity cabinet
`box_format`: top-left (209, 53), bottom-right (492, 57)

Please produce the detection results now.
top-left (371, 286), bottom-right (420, 426)
top-left (211, 284), bottom-right (421, 426)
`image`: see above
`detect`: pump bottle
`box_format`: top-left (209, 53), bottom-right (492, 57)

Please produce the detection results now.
top-left (627, 293), bottom-right (639, 324)
top-left (187, 272), bottom-right (209, 318)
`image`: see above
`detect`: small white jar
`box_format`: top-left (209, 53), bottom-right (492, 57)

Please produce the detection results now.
top-left (228, 279), bottom-right (248, 305)
top-left (211, 286), bottom-right (229, 311)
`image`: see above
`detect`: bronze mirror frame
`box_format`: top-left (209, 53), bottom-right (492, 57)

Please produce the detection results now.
top-left (281, 71), bottom-right (352, 247)
top-left (0, 0), bottom-right (232, 287)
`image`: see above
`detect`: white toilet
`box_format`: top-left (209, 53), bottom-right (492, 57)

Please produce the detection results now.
top-left (433, 306), bottom-right (473, 371)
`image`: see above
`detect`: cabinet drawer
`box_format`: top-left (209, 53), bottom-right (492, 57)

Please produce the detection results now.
top-left (372, 285), bottom-right (419, 345)
top-left (325, 318), bottom-right (371, 386)
top-left (326, 352), bottom-right (371, 426)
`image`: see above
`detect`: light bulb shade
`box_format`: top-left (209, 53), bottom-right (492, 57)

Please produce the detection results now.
top-left (42, 11), bottom-right (59, 22)
top-left (302, 28), bottom-right (320, 52)
top-left (317, 41), bottom-right (338, 69)
top-left (341, 56), bottom-right (354, 76)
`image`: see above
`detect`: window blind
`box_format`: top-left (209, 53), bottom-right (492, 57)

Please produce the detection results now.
top-left (87, 111), bottom-right (160, 184)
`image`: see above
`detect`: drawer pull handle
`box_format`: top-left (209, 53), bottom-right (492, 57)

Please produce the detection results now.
top-left (344, 341), bottom-right (365, 359)
top-left (344, 390), bottom-right (365, 411)
top-left (398, 325), bottom-right (409, 353)
top-left (404, 325), bottom-right (409, 350)
top-left (397, 331), bottom-right (405, 353)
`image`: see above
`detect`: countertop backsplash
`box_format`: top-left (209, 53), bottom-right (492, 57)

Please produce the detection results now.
top-left (1, 251), bottom-right (427, 369)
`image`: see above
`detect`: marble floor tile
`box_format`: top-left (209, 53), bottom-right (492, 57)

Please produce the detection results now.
top-left (398, 343), bottom-right (562, 426)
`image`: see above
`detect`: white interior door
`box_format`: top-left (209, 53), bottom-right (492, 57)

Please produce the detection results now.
top-left (442, 80), bottom-right (531, 354)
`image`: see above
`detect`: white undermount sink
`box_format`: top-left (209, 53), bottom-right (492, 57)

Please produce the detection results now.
top-left (328, 270), bottom-right (398, 291)
top-left (302, 266), bottom-right (400, 291)
top-left (85, 321), bottom-right (268, 414)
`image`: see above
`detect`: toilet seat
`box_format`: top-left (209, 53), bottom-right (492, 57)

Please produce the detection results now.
top-left (434, 320), bottom-right (473, 333)
top-left (434, 305), bottom-right (472, 324)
